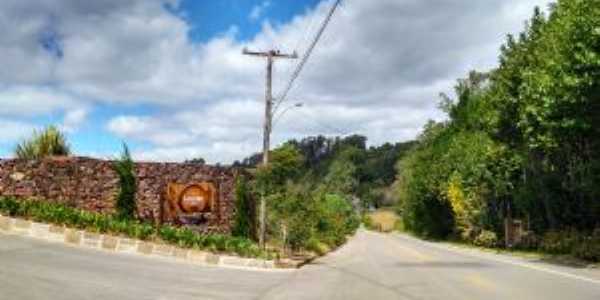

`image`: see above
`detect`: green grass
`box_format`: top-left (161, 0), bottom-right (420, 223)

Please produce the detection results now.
top-left (0, 197), bottom-right (273, 259)
top-left (388, 215), bottom-right (599, 267)
top-left (406, 234), bottom-right (600, 269)
top-left (451, 240), bottom-right (596, 267)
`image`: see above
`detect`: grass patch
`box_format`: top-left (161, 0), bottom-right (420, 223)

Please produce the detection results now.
top-left (0, 197), bottom-right (273, 259)
top-left (365, 209), bottom-right (400, 232)
top-left (441, 238), bottom-right (599, 268)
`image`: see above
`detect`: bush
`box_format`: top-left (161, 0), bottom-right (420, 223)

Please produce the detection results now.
top-left (515, 231), bottom-right (540, 250)
top-left (317, 194), bottom-right (359, 246)
top-left (362, 214), bottom-right (374, 230)
top-left (113, 143), bottom-right (136, 220)
top-left (15, 125), bottom-right (71, 159)
top-left (537, 229), bottom-right (600, 262)
top-left (572, 235), bottom-right (600, 262)
top-left (232, 176), bottom-right (254, 239)
top-left (268, 189), bottom-right (316, 250)
top-left (266, 185), bottom-right (359, 251)
top-left (0, 197), bottom-right (270, 259)
top-left (473, 230), bottom-right (498, 248)
top-left (306, 237), bottom-right (331, 256)
top-left (539, 230), bottom-right (582, 255)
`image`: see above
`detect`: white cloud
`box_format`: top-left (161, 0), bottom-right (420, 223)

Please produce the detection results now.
top-left (0, 86), bottom-right (81, 117)
top-left (60, 108), bottom-right (88, 133)
top-left (0, 86), bottom-right (89, 141)
top-left (0, 0), bottom-right (554, 162)
top-left (250, 1), bottom-right (271, 22)
top-left (107, 115), bottom-right (194, 146)
top-left (0, 118), bottom-right (37, 157)
top-left (133, 142), bottom-right (258, 164)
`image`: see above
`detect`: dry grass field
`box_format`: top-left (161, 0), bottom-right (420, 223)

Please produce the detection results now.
top-left (367, 209), bottom-right (400, 232)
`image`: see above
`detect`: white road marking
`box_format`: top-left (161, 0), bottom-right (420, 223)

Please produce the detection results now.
top-left (392, 233), bottom-right (600, 286)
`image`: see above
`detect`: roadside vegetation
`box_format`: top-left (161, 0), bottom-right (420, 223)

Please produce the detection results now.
top-left (113, 144), bottom-right (137, 220)
top-left (394, 0), bottom-right (600, 262)
top-left (363, 209), bottom-right (400, 233)
top-left (15, 125), bottom-right (71, 160)
top-left (235, 136), bottom-right (413, 254)
top-left (0, 197), bottom-right (271, 259)
top-left (12, 2), bottom-right (599, 263)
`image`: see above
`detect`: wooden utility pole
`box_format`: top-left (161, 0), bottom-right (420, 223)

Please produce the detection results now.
top-left (243, 48), bottom-right (297, 248)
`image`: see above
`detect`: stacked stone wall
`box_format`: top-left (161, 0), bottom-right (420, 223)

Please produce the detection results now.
top-left (0, 157), bottom-right (237, 233)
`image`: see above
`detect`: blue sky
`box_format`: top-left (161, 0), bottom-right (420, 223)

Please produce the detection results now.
top-left (176, 0), bottom-right (321, 42)
top-left (0, 0), bottom-right (323, 160)
top-left (0, 0), bottom-right (553, 163)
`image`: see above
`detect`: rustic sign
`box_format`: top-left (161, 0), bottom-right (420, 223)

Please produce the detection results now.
top-left (504, 218), bottom-right (525, 247)
top-left (165, 182), bottom-right (218, 224)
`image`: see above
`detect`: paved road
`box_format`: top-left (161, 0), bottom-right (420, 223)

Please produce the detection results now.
top-left (2, 230), bottom-right (600, 300)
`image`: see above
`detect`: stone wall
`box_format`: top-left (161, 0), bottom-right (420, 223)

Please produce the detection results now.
top-left (0, 157), bottom-right (239, 234)
top-left (135, 162), bottom-right (238, 233)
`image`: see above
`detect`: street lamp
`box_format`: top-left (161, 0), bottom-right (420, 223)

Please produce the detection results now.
top-left (273, 102), bottom-right (303, 128)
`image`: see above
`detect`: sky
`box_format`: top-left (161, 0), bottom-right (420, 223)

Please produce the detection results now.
top-left (0, 0), bottom-right (553, 163)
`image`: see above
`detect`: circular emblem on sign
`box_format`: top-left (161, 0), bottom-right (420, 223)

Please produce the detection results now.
top-left (179, 184), bottom-right (210, 213)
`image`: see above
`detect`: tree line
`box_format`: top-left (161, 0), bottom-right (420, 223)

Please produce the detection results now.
top-left (394, 0), bottom-right (600, 260)
top-left (233, 135), bottom-right (414, 252)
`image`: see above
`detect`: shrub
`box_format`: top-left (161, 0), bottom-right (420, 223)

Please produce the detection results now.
top-left (316, 193), bottom-right (359, 246)
top-left (473, 230), bottom-right (498, 248)
top-left (539, 230), bottom-right (582, 255)
top-left (0, 197), bottom-right (271, 258)
top-left (266, 185), bottom-right (359, 251)
top-left (362, 214), bottom-right (374, 230)
top-left (394, 219), bottom-right (405, 232)
top-left (538, 229), bottom-right (600, 262)
top-left (113, 143), bottom-right (136, 220)
top-left (572, 235), bottom-right (600, 262)
top-left (515, 231), bottom-right (540, 250)
top-left (306, 237), bottom-right (331, 256)
top-left (232, 176), bottom-right (254, 239)
top-left (15, 125), bottom-right (71, 159)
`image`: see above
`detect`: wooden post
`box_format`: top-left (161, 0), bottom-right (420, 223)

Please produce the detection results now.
top-left (243, 49), bottom-right (297, 248)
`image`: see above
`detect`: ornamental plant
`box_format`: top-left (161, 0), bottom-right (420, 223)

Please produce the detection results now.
top-left (15, 125), bottom-right (70, 160)
top-left (0, 197), bottom-right (271, 259)
top-left (113, 143), bottom-right (136, 220)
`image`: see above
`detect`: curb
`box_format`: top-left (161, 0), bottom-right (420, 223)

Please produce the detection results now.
top-left (0, 214), bottom-right (285, 271)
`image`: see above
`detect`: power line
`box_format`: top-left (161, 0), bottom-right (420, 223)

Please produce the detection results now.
top-left (273, 0), bottom-right (342, 114)
top-left (293, 107), bottom-right (351, 136)
top-left (278, 8), bottom-right (318, 92)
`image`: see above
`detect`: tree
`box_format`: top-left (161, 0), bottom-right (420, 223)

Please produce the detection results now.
top-left (255, 143), bottom-right (304, 194)
top-left (395, 0), bottom-right (600, 246)
top-left (323, 148), bottom-right (359, 196)
top-left (114, 143), bottom-right (137, 220)
top-left (232, 176), bottom-right (254, 239)
top-left (15, 125), bottom-right (71, 160)
top-left (186, 157), bottom-right (206, 165)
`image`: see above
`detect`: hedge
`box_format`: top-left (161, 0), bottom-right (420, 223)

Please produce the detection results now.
top-left (0, 197), bottom-right (272, 259)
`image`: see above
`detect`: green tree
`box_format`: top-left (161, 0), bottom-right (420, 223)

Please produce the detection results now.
top-left (232, 176), bottom-right (254, 239)
top-left (255, 143), bottom-right (304, 194)
top-left (114, 143), bottom-right (137, 220)
top-left (395, 0), bottom-right (600, 248)
top-left (323, 149), bottom-right (359, 196)
top-left (186, 157), bottom-right (206, 165)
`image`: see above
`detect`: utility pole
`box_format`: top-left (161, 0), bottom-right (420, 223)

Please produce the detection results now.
top-left (243, 48), bottom-right (297, 248)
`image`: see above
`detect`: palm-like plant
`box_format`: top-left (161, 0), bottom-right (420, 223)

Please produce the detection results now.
top-left (15, 125), bottom-right (71, 160)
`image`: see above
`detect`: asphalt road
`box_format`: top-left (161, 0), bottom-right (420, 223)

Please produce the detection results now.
top-left (2, 230), bottom-right (600, 300)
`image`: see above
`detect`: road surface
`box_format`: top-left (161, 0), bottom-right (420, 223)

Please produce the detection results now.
top-left (1, 229), bottom-right (600, 299)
